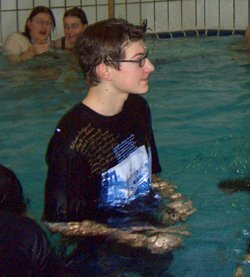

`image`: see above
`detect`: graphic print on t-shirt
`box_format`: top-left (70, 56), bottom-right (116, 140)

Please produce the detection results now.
top-left (99, 144), bottom-right (152, 208)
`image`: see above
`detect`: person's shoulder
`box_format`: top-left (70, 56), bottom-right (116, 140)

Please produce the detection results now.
top-left (58, 102), bottom-right (85, 127)
top-left (4, 32), bottom-right (28, 43)
top-left (2, 32), bottom-right (30, 56)
top-left (0, 211), bottom-right (44, 236)
top-left (50, 103), bottom-right (86, 141)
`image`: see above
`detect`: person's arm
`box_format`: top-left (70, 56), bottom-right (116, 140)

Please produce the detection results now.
top-left (152, 175), bottom-right (196, 224)
top-left (8, 44), bottom-right (50, 63)
top-left (44, 219), bottom-right (188, 254)
top-left (3, 32), bottom-right (50, 63)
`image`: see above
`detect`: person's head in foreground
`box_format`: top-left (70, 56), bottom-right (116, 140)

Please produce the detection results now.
top-left (23, 6), bottom-right (56, 44)
top-left (76, 17), bottom-right (154, 94)
top-left (0, 164), bottom-right (28, 214)
top-left (62, 7), bottom-right (88, 48)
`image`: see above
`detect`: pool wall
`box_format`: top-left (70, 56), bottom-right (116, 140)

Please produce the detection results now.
top-left (0, 0), bottom-right (249, 44)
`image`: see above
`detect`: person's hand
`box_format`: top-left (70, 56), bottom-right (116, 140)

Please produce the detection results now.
top-left (28, 43), bottom-right (50, 57)
top-left (162, 199), bottom-right (196, 224)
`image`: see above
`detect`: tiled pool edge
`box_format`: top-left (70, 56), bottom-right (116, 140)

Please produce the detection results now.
top-left (146, 29), bottom-right (246, 39)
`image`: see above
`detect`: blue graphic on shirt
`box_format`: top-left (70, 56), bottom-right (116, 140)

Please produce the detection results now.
top-left (99, 145), bottom-right (152, 208)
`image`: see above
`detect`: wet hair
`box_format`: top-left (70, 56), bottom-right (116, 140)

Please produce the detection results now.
top-left (23, 6), bottom-right (56, 39)
top-left (64, 7), bottom-right (88, 25)
top-left (0, 164), bottom-right (29, 214)
top-left (76, 18), bottom-right (145, 87)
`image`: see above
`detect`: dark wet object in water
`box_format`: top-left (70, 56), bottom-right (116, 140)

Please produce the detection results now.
top-left (218, 177), bottom-right (250, 193)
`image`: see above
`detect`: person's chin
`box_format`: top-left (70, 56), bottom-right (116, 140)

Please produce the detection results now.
top-left (136, 88), bottom-right (149, 95)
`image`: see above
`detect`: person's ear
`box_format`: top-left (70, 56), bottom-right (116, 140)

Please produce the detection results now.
top-left (96, 63), bottom-right (111, 81)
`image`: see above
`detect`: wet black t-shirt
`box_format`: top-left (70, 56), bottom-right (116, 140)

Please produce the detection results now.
top-left (0, 211), bottom-right (66, 275)
top-left (43, 94), bottom-right (161, 223)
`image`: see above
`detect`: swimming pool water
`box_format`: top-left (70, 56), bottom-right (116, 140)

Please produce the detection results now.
top-left (0, 36), bottom-right (249, 276)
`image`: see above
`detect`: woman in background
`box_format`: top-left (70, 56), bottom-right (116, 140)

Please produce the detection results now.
top-left (53, 7), bottom-right (88, 50)
top-left (2, 6), bottom-right (55, 63)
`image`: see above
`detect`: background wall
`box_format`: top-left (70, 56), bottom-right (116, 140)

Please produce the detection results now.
top-left (0, 0), bottom-right (249, 44)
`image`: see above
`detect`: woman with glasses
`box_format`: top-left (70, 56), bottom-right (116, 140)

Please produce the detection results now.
top-left (2, 6), bottom-right (55, 63)
top-left (53, 7), bottom-right (88, 50)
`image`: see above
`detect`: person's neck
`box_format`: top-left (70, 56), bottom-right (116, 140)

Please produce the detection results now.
top-left (30, 37), bottom-right (48, 44)
top-left (82, 85), bottom-right (129, 116)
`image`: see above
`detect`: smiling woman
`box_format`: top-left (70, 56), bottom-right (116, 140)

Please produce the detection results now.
top-left (53, 7), bottom-right (88, 50)
top-left (2, 6), bottom-right (55, 63)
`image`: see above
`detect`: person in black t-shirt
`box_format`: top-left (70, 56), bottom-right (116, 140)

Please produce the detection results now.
top-left (0, 163), bottom-right (86, 275)
top-left (43, 18), bottom-right (196, 255)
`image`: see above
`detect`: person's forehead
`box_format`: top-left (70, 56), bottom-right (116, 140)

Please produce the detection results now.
top-left (124, 40), bottom-right (147, 56)
top-left (64, 16), bottom-right (82, 23)
top-left (33, 13), bottom-right (52, 20)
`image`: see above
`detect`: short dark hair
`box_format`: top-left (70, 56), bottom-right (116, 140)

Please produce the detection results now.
top-left (76, 18), bottom-right (145, 87)
top-left (64, 7), bottom-right (88, 25)
top-left (23, 6), bottom-right (56, 39)
top-left (0, 164), bottom-right (28, 214)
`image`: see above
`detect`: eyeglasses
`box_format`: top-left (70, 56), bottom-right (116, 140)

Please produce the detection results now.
top-left (114, 52), bottom-right (148, 68)
top-left (33, 18), bottom-right (53, 27)
top-left (64, 23), bottom-right (81, 30)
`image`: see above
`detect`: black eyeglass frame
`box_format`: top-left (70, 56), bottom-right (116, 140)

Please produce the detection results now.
top-left (114, 51), bottom-right (148, 68)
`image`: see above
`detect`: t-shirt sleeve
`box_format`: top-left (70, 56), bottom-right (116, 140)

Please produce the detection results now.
top-left (43, 125), bottom-right (91, 223)
top-left (2, 32), bottom-right (30, 56)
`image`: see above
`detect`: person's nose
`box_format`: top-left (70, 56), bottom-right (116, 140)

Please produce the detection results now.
top-left (145, 58), bottom-right (155, 72)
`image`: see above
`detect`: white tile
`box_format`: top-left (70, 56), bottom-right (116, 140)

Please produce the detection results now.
top-left (183, 0), bottom-right (196, 30)
top-left (18, 0), bottom-right (33, 9)
top-left (155, 1), bottom-right (168, 32)
top-left (84, 6), bottom-right (97, 25)
top-left (51, 8), bottom-right (65, 40)
top-left (115, 0), bottom-right (125, 4)
top-left (196, 0), bottom-right (205, 29)
top-left (97, 5), bottom-right (108, 21)
top-left (220, 0), bottom-right (233, 29)
top-left (48, 0), bottom-right (65, 8)
top-left (169, 1), bottom-right (182, 31)
top-left (18, 10), bottom-right (31, 32)
top-left (127, 4), bottom-right (140, 26)
top-left (64, 0), bottom-right (81, 7)
top-left (2, 12), bottom-right (17, 42)
top-left (141, 3), bottom-right (154, 31)
top-left (115, 4), bottom-right (127, 20)
top-left (97, 0), bottom-right (108, 4)
top-left (206, 0), bottom-right (219, 29)
top-left (1, 0), bottom-right (16, 10)
top-left (82, 0), bottom-right (96, 5)
top-left (34, 0), bottom-right (50, 7)
top-left (235, 0), bottom-right (248, 29)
